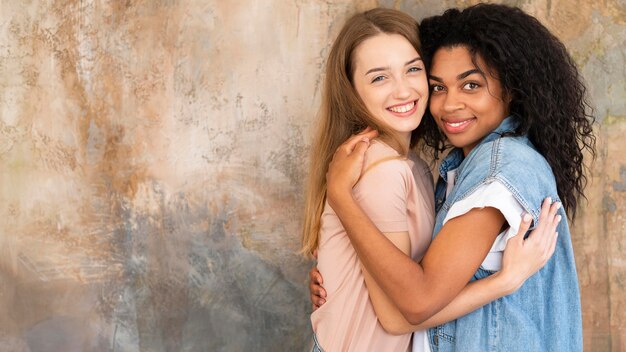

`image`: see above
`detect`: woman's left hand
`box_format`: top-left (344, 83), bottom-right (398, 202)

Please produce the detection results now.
top-left (500, 198), bottom-right (561, 292)
top-left (326, 127), bottom-right (378, 206)
top-left (309, 266), bottom-right (326, 311)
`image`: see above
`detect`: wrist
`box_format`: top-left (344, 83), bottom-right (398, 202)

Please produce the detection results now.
top-left (493, 270), bottom-right (522, 295)
top-left (326, 184), bottom-right (353, 209)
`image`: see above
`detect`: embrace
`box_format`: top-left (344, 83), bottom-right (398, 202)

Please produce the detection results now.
top-left (302, 4), bottom-right (595, 352)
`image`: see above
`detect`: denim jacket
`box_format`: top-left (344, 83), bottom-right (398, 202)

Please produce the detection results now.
top-left (427, 116), bottom-right (583, 351)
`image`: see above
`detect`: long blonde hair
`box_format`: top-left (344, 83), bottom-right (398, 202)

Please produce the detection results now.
top-left (301, 8), bottom-right (423, 256)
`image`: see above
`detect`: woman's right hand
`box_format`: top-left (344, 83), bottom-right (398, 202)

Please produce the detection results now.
top-left (500, 197), bottom-right (562, 293)
top-left (309, 266), bottom-right (327, 311)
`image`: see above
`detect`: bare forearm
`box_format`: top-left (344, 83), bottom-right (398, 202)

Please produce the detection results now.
top-left (329, 192), bottom-right (433, 320)
top-left (366, 258), bottom-right (520, 335)
top-left (329, 189), bottom-right (505, 324)
top-left (382, 271), bottom-right (516, 334)
top-left (410, 271), bottom-right (517, 330)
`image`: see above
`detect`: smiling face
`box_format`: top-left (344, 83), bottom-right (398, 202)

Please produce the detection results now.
top-left (428, 46), bottom-right (510, 156)
top-left (352, 33), bottom-right (429, 145)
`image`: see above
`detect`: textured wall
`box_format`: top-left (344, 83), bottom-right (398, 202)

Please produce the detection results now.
top-left (0, 0), bottom-right (624, 351)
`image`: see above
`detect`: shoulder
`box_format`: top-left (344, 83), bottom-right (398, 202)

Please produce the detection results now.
top-left (353, 141), bottom-right (412, 219)
top-left (364, 139), bottom-right (401, 161)
top-left (355, 140), bottom-right (410, 196)
top-left (362, 140), bottom-right (407, 176)
top-left (458, 134), bottom-right (557, 191)
top-left (466, 136), bottom-right (550, 173)
top-left (496, 137), bottom-right (549, 166)
top-left (490, 137), bottom-right (555, 186)
top-left (484, 136), bottom-right (559, 216)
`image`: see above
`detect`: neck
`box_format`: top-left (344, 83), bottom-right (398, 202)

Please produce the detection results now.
top-left (401, 133), bottom-right (411, 155)
top-left (377, 134), bottom-right (410, 156)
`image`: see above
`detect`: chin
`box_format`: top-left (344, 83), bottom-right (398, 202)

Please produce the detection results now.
top-left (447, 138), bottom-right (469, 149)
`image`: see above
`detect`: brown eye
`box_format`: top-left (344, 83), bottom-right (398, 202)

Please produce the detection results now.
top-left (463, 82), bottom-right (480, 90)
top-left (430, 85), bottom-right (445, 92)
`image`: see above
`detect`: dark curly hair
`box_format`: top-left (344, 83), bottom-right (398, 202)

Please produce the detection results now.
top-left (418, 3), bottom-right (596, 219)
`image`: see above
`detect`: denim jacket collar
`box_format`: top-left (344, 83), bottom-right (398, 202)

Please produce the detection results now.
top-left (438, 115), bottom-right (521, 181)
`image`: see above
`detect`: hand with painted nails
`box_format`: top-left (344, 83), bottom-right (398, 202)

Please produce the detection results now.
top-left (499, 197), bottom-right (562, 293)
top-left (326, 127), bottom-right (379, 208)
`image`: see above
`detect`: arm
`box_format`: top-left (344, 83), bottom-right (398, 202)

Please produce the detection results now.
top-left (360, 231), bottom-right (412, 335)
top-left (329, 189), bottom-right (502, 324)
top-left (366, 206), bottom-right (559, 334)
top-left (363, 225), bottom-right (509, 334)
top-left (337, 142), bottom-right (422, 334)
top-left (325, 136), bottom-right (558, 324)
top-left (309, 202), bottom-right (560, 333)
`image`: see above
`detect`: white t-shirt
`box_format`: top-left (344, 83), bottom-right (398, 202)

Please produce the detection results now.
top-left (443, 169), bottom-right (525, 271)
top-left (413, 169), bottom-right (524, 352)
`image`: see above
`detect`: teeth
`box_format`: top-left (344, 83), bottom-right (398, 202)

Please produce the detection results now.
top-left (447, 120), bottom-right (469, 127)
top-left (388, 101), bottom-right (415, 113)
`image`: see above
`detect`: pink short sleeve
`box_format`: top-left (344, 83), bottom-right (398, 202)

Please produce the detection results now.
top-left (353, 157), bottom-right (409, 233)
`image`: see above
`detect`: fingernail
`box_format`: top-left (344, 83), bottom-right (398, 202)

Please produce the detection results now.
top-left (546, 197), bottom-right (552, 204)
top-left (522, 213), bottom-right (532, 222)
top-left (556, 202), bottom-right (562, 209)
top-left (556, 231), bottom-right (559, 237)
top-left (556, 215), bottom-right (562, 222)
top-left (361, 137), bottom-right (369, 143)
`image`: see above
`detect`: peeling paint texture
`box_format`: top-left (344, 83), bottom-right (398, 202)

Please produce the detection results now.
top-left (0, 1), bottom-right (624, 351)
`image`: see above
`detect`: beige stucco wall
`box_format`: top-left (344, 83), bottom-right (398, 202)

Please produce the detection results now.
top-left (0, 0), bottom-right (624, 351)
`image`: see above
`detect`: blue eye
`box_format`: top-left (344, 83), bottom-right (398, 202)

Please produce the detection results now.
top-left (408, 66), bottom-right (422, 73)
top-left (372, 76), bottom-right (385, 83)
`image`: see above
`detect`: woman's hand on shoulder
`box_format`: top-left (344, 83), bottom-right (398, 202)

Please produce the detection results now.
top-left (326, 127), bottom-right (378, 207)
top-left (500, 198), bottom-right (561, 293)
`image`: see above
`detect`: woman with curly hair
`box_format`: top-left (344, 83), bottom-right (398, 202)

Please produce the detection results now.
top-left (310, 3), bottom-right (595, 351)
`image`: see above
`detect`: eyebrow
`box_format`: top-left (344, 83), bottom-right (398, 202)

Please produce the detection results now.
top-left (365, 57), bottom-right (422, 76)
top-left (429, 69), bottom-right (484, 82)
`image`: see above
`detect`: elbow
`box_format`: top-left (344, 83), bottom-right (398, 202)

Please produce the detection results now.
top-left (378, 318), bottom-right (409, 336)
top-left (401, 304), bottom-right (432, 326)
top-left (404, 312), bottom-right (427, 326)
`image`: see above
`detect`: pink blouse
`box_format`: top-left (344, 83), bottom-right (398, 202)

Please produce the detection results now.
top-left (311, 140), bottom-right (435, 352)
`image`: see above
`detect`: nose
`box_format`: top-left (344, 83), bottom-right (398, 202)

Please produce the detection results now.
top-left (393, 77), bottom-right (412, 100)
top-left (442, 89), bottom-right (464, 113)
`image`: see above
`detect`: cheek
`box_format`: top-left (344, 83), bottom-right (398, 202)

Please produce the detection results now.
top-left (428, 96), bottom-right (442, 116)
top-left (410, 76), bottom-right (429, 95)
top-left (361, 91), bottom-right (380, 111)
top-left (359, 90), bottom-right (385, 121)
top-left (484, 98), bottom-right (508, 119)
top-left (358, 86), bottom-right (376, 105)
top-left (420, 78), bottom-right (430, 93)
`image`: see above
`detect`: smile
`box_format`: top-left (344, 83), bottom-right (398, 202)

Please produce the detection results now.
top-left (387, 101), bottom-right (417, 115)
top-left (443, 118), bottom-right (475, 133)
top-left (448, 120), bottom-right (470, 127)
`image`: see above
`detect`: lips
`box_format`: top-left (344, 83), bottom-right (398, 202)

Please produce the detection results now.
top-left (386, 100), bottom-right (418, 117)
top-left (442, 117), bottom-right (475, 134)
